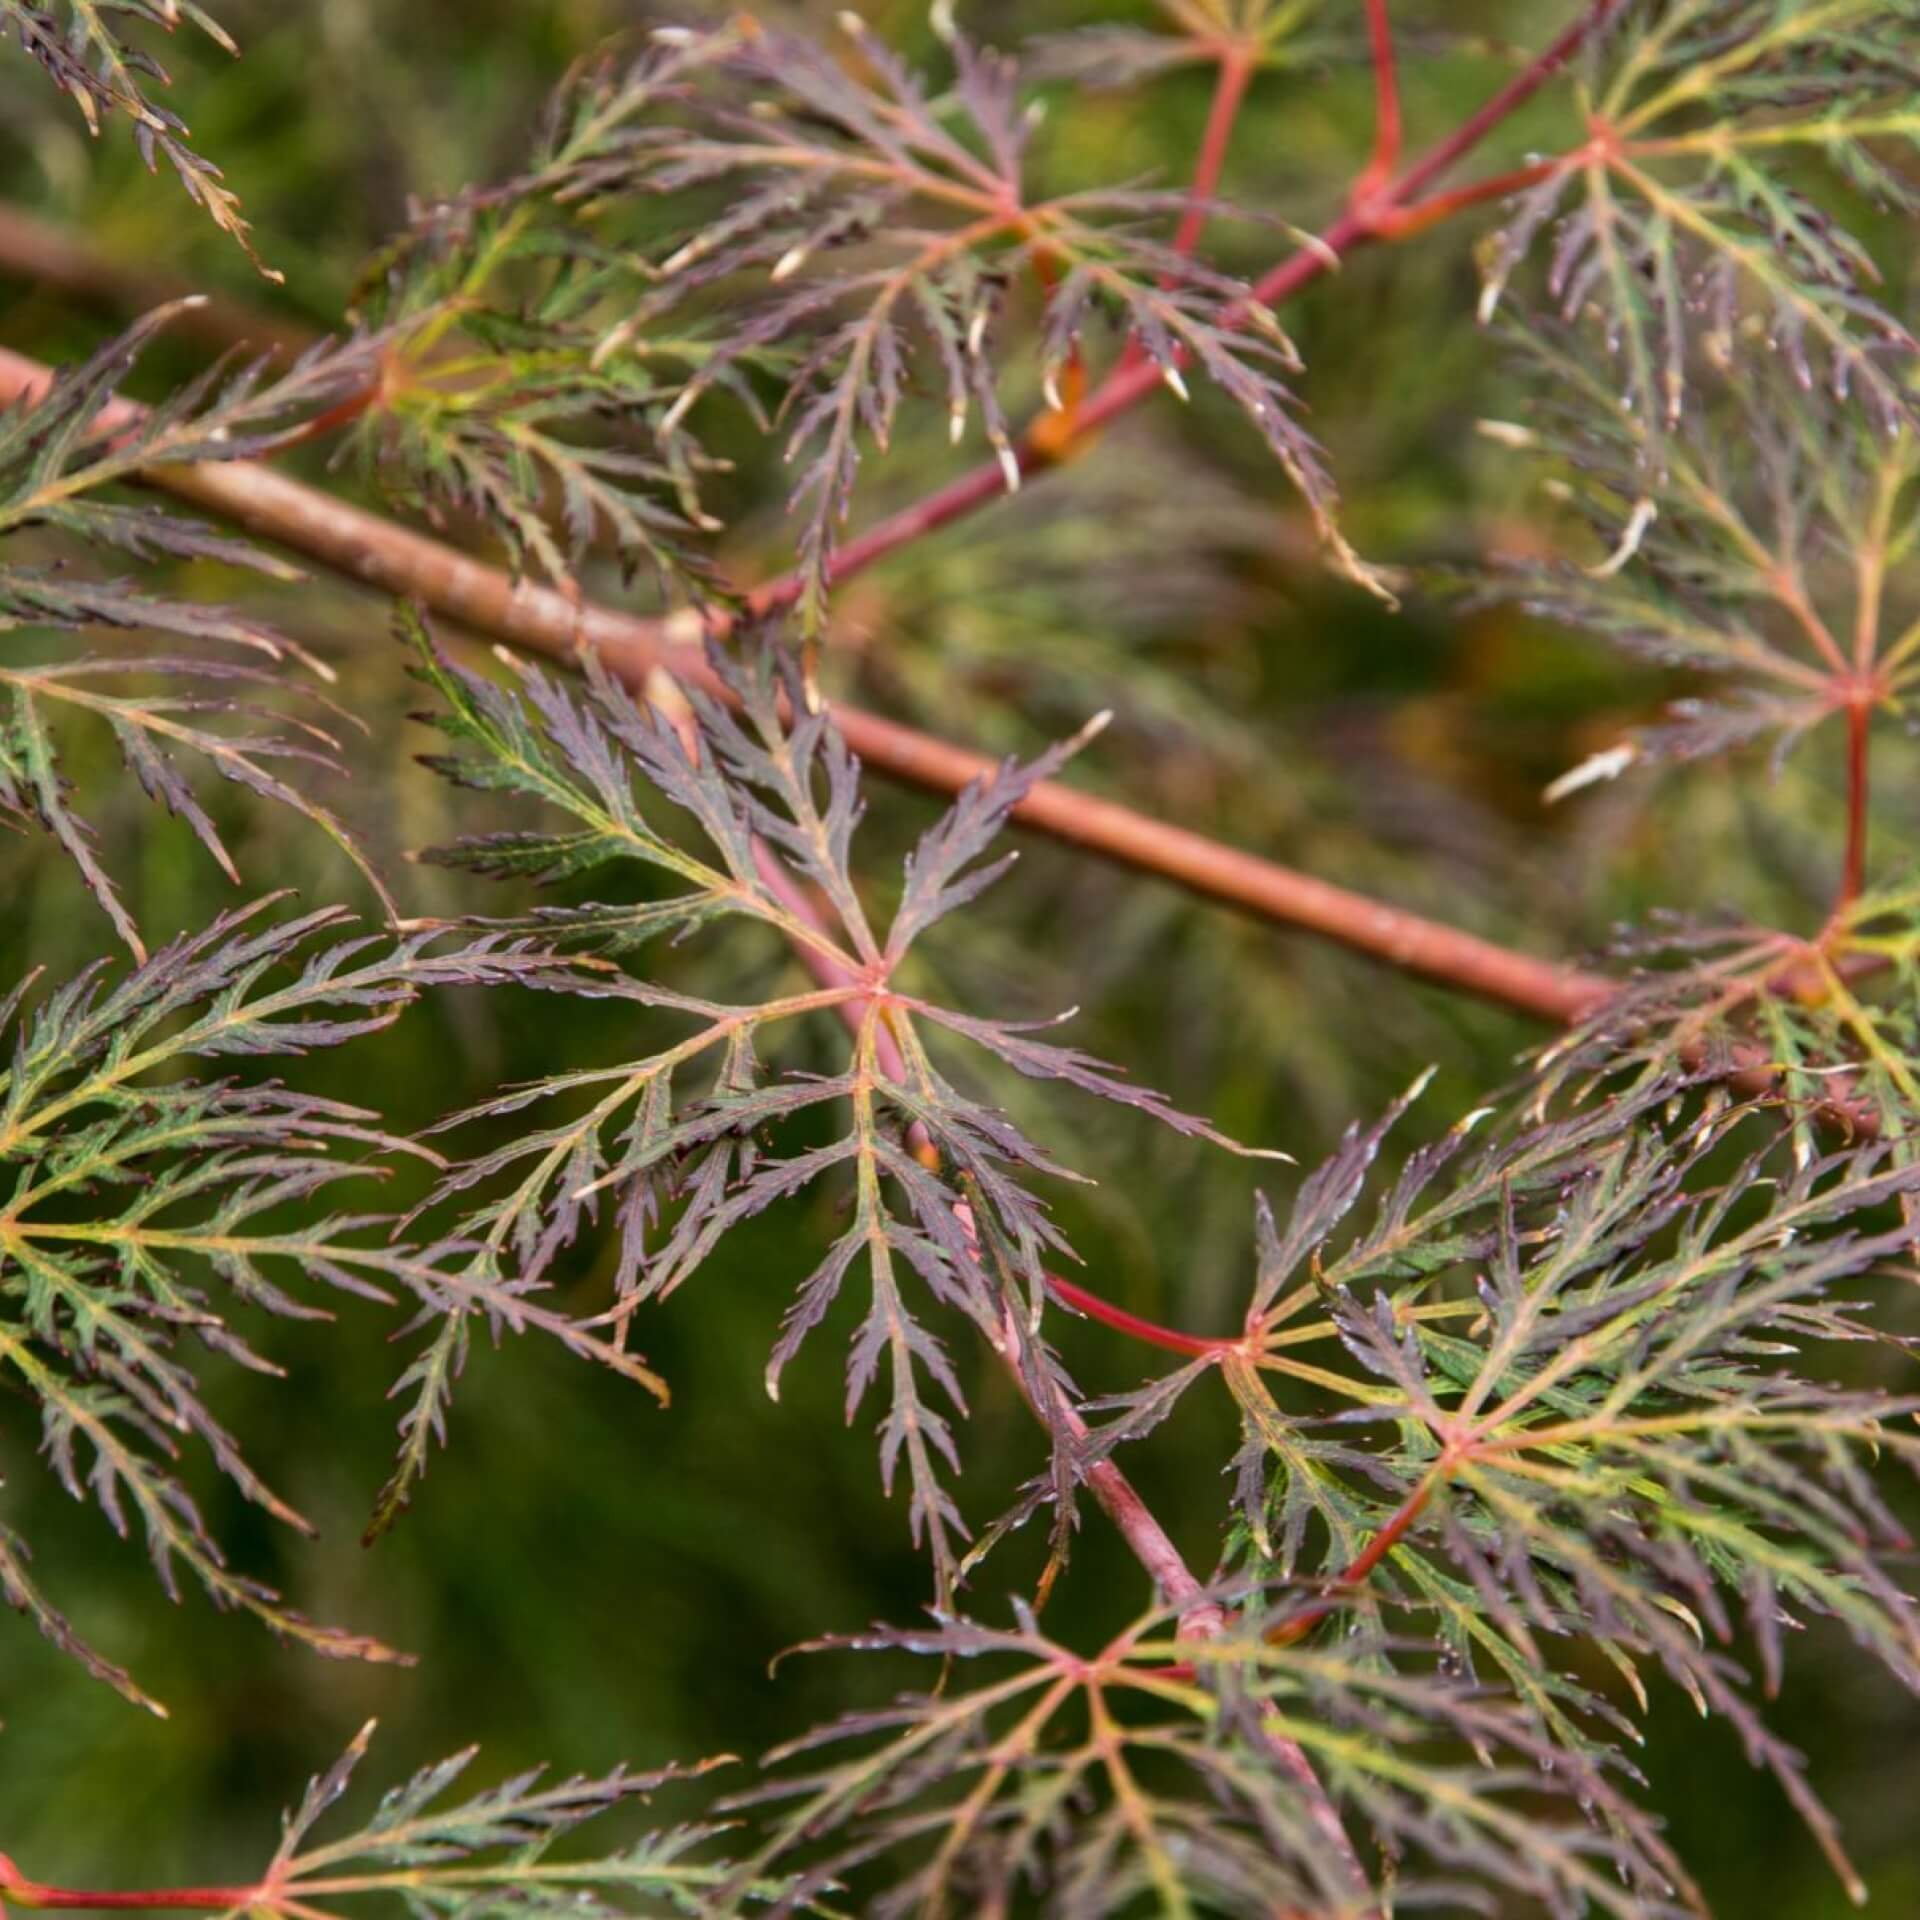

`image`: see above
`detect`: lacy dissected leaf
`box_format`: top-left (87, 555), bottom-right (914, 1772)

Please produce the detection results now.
top-left (0, 310), bottom-right (394, 948)
top-left (1532, 870), bottom-right (1920, 1162)
top-left (402, 614), bottom-right (1268, 1587)
top-left (0, 651), bottom-right (393, 959)
top-left (1481, 0), bottom-right (1920, 435)
top-left (1484, 324), bottom-right (1918, 781)
top-left (0, 1), bottom-right (276, 274)
top-left (1080, 1064), bottom-right (1920, 1901)
top-left (710, 1597), bottom-right (1688, 1919)
top-left (593, 13), bottom-right (1370, 628)
top-left (0, 304), bottom-right (359, 555)
top-left (0, 898), bottom-right (662, 1709)
top-left (0, 1720), bottom-right (775, 1918)
top-left (338, 32), bottom-right (745, 593)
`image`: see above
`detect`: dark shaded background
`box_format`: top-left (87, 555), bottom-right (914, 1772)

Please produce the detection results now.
top-left (0, 2), bottom-right (1915, 1912)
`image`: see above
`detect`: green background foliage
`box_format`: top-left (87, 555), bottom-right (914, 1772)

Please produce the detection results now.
top-left (0, 2), bottom-right (1915, 1911)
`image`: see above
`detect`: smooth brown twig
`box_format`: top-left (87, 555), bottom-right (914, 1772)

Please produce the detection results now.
top-left (0, 344), bottom-right (1610, 1024)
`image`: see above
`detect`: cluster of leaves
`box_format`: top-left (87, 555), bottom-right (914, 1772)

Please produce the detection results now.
top-left (1481, 0), bottom-right (1920, 438)
top-left (307, 3), bottom-right (1368, 627)
top-left (393, 616), bottom-right (1265, 1584)
top-left (1012, 1057), bottom-right (1920, 1906)
top-left (1531, 865), bottom-right (1920, 1159)
top-left (591, 12), bottom-right (1377, 626)
top-left (0, 898), bottom-right (664, 1712)
top-left (336, 31), bottom-right (743, 595)
top-left (0, 0), bottom-right (271, 272)
top-left (1484, 322), bottom-right (1917, 782)
top-left (389, 615), bottom-right (1920, 1909)
top-left (714, 1594), bottom-right (1695, 1919)
top-left (0, 307), bottom-right (395, 952)
top-left (0, 1720), bottom-right (769, 1917)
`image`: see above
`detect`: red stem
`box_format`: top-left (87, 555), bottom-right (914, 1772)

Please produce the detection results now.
top-left (1352, 0), bottom-right (1617, 216)
top-left (7, 1895), bottom-right (257, 1913)
top-left (1173, 46), bottom-right (1257, 262)
top-left (1354, 0), bottom-right (1403, 202)
top-left (1840, 696), bottom-right (1870, 910)
top-left (1363, 154), bottom-right (1571, 240)
top-left (1266, 1469), bottom-right (1438, 1647)
top-left (1044, 1272), bottom-right (1231, 1360)
top-left (0, 1861), bottom-right (261, 1913)
top-left (1150, 1467), bottom-right (1441, 1682)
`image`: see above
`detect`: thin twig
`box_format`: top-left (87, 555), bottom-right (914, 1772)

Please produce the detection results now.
top-left (0, 344), bottom-right (1610, 1024)
top-left (0, 1859), bottom-right (261, 1913)
top-left (1841, 696), bottom-right (1870, 912)
top-left (1173, 44), bottom-right (1258, 261)
top-left (1353, 0), bottom-right (1403, 204)
top-left (1044, 1271), bottom-right (1230, 1359)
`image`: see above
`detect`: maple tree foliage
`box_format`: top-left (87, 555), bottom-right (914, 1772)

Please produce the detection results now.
top-left (2, 2), bottom-right (1920, 1915)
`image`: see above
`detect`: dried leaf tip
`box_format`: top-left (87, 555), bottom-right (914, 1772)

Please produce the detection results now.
top-left (1587, 497), bottom-right (1657, 578)
top-left (1544, 743), bottom-right (1638, 806)
top-left (1069, 708), bottom-right (1114, 753)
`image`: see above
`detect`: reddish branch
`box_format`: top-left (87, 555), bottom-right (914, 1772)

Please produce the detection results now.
top-left (1149, 1466), bottom-right (1443, 1686)
top-left (1354, 0), bottom-right (1403, 204)
top-left (0, 1861), bottom-right (261, 1913)
top-left (0, 343), bottom-right (1609, 1023)
top-left (1265, 1467), bottom-right (1440, 1647)
top-left (1172, 44), bottom-right (1257, 263)
top-left (1044, 1271), bottom-right (1230, 1359)
top-left (1841, 696), bottom-right (1871, 911)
